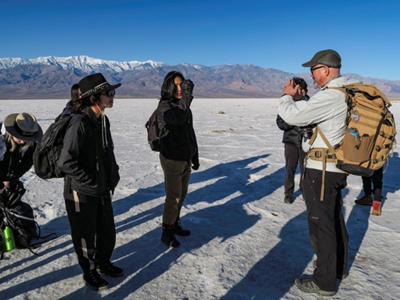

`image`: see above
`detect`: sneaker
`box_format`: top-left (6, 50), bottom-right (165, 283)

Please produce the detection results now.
top-left (312, 260), bottom-right (348, 280)
top-left (372, 200), bottom-right (382, 216)
top-left (295, 277), bottom-right (336, 296)
top-left (99, 262), bottom-right (124, 277)
top-left (172, 220), bottom-right (191, 236)
top-left (284, 196), bottom-right (292, 204)
top-left (355, 194), bottom-right (373, 205)
top-left (83, 269), bottom-right (108, 290)
top-left (161, 225), bottom-right (181, 248)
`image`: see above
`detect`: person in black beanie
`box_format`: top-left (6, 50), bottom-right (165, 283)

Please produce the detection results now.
top-left (156, 71), bottom-right (199, 248)
top-left (276, 77), bottom-right (310, 203)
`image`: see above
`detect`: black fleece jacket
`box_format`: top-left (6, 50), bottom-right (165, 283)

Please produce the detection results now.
top-left (276, 114), bottom-right (302, 147)
top-left (0, 138), bottom-right (35, 183)
top-left (158, 95), bottom-right (199, 164)
top-left (58, 106), bottom-right (120, 199)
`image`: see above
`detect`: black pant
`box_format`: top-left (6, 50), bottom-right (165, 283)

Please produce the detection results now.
top-left (284, 144), bottom-right (306, 197)
top-left (65, 192), bottom-right (116, 272)
top-left (362, 167), bottom-right (383, 199)
top-left (303, 168), bottom-right (348, 291)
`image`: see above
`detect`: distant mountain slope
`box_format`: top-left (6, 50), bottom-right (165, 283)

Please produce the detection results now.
top-left (0, 56), bottom-right (399, 99)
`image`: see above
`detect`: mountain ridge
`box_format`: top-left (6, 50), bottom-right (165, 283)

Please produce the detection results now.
top-left (1, 56), bottom-right (399, 99)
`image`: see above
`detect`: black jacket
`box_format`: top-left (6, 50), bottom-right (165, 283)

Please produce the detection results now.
top-left (276, 114), bottom-right (302, 147)
top-left (158, 95), bottom-right (198, 164)
top-left (58, 106), bottom-right (120, 199)
top-left (0, 137), bottom-right (35, 183)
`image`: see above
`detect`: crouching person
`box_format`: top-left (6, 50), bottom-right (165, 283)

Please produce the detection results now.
top-left (0, 113), bottom-right (43, 204)
top-left (58, 73), bottom-right (122, 290)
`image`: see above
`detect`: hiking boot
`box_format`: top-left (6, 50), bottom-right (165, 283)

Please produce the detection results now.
top-left (161, 224), bottom-right (181, 248)
top-left (372, 200), bottom-right (382, 216)
top-left (295, 277), bottom-right (336, 296)
top-left (83, 269), bottom-right (108, 290)
top-left (355, 194), bottom-right (373, 205)
top-left (312, 260), bottom-right (348, 280)
top-left (284, 196), bottom-right (292, 204)
top-left (98, 262), bottom-right (124, 277)
top-left (172, 219), bottom-right (191, 236)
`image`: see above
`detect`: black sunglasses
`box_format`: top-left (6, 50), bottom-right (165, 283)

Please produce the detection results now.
top-left (310, 65), bottom-right (326, 73)
top-left (102, 90), bottom-right (115, 97)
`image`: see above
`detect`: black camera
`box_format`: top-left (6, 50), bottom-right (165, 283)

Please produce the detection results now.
top-left (300, 128), bottom-right (313, 140)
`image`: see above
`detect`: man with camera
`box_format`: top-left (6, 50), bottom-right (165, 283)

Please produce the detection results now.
top-left (276, 77), bottom-right (310, 204)
top-left (278, 49), bottom-right (358, 296)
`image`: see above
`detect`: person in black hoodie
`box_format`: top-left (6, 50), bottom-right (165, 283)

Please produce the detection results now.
top-left (157, 71), bottom-right (199, 248)
top-left (58, 73), bottom-right (121, 291)
top-left (276, 77), bottom-right (310, 204)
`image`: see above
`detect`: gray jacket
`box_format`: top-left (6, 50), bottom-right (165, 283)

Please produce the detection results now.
top-left (278, 76), bottom-right (359, 172)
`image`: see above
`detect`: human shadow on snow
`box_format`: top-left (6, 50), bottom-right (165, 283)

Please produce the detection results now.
top-left (222, 187), bottom-right (351, 299)
top-left (60, 154), bottom-right (289, 299)
top-left (0, 154), bottom-right (276, 299)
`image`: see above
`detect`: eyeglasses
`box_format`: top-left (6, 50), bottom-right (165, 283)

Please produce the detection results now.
top-left (102, 90), bottom-right (115, 97)
top-left (310, 65), bottom-right (326, 73)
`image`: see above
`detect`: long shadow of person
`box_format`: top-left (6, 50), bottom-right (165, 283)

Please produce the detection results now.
top-left (58, 154), bottom-right (286, 299)
top-left (220, 210), bottom-right (310, 299)
top-left (0, 154), bottom-right (276, 298)
top-left (221, 187), bottom-right (350, 299)
top-left (112, 154), bottom-right (271, 236)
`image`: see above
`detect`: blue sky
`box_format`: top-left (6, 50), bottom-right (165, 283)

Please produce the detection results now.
top-left (1, 0), bottom-right (399, 80)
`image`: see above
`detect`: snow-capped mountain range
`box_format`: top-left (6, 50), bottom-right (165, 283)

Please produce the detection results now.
top-left (0, 55), bottom-right (164, 73)
top-left (0, 55), bottom-right (399, 99)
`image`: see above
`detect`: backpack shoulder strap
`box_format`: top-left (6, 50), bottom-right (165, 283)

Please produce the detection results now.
top-left (308, 126), bottom-right (335, 152)
top-left (325, 86), bottom-right (349, 104)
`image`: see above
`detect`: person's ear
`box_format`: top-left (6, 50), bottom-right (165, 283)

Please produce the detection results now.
top-left (89, 95), bottom-right (97, 105)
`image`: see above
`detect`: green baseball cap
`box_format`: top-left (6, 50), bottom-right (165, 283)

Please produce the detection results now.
top-left (302, 49), bottom-right (342, 68)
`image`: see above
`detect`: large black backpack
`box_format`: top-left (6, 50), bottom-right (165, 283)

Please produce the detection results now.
top-left (0, 185), bottom-right (38, 256)
top-left (33, 115), bottom-right (71, 179)
top-left (0, 184), bottom-right (56, 259)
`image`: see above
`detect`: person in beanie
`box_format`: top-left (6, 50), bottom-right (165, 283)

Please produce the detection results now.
top-left (58, 73), bottom-right (121, 290)
top-left (276, 77), bottom-right (310, 204)
top-left (278, 49), bottom-right (359, 296)
top-left (157, 71), bottom-right (199, 248)
top-left (0, 113), bottom-right (43, 198)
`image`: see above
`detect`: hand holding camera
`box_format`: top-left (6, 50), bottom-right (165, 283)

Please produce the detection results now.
top-left (282, 79), bottom-right (304, 100)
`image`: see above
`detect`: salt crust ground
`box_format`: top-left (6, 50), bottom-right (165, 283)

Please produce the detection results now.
top-left (0, 98), bottom-right (399, 300)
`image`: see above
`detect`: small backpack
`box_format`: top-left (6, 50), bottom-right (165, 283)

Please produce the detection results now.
top-left (145, 107), bottom-right (168, 152)
top-left (0, 186), bottom-right (56, 258)
top-left (7, 201), bottom-right (38, 249)
top-left (309, 83), bottom-right (396, 178)
top-left (33, 115), bottom-right (72, 179)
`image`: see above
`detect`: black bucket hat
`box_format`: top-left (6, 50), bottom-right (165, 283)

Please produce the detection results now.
top-left (4, 113), bottom-right (43, 142)
top-left (79, 73), bottom-right (121, 99)
top-left (302, 49), bottom-right (342, 68)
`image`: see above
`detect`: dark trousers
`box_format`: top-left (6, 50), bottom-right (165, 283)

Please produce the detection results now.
top-left (284, 144), bottom-right (306, 197)
top-left (303, 168), bottom-right (349, 291)
top-left (160, 154), bottom-right (191, 226)
top-left (362, 167), bottom-right (383, 199)
top-left (65, 192), bottom-right (116, 272)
